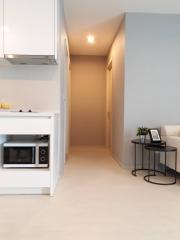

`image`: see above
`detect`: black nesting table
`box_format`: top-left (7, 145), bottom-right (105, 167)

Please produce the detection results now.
top-left (131, 139), bottom-right (166, 176)
top-left (144, 145), bottom-right (177, 185)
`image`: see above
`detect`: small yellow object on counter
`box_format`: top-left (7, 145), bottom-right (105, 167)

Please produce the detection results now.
top-left (1, 102), bottom-right (11, 110)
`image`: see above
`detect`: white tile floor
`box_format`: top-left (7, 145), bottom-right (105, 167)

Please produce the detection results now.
top-left (0, 146), bottom-right (180, 240)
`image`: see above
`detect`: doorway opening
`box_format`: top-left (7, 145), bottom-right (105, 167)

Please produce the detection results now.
top-left (65, 55), bottom-right (113, 156)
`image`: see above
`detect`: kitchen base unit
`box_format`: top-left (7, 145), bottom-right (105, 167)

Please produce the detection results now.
top-left (0, 112), bottom-right (60, 196)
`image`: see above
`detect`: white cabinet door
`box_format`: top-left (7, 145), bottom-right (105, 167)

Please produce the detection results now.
top-left (0, 0), bottom-right (3, 58)
top-left (4, 0), bottom-right (55, 55)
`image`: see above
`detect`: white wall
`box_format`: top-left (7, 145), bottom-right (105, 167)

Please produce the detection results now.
top-left (124, 13), bottom-right (180, 167)
top-left (58, 0), bottom-right (69, 175)
top-left (67, 55), bottom-right (71, 155)
top-left (0, 63), bottom-right (59, 111)
top-left (71, 55), bottom-right (106, 146)
top-left (0, 0), bottom-right (65, 113)
top-left (108, 19), bottom-right (125, 164)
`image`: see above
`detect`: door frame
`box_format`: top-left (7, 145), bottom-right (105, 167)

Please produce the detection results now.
top-left (106, 58), bottom-right (113, 150)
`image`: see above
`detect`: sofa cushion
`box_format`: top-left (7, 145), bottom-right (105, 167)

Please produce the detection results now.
top-left (161, 125), bottom-right (180, 136)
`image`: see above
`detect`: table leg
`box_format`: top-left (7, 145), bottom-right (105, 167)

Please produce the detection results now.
top-left (134, 144), bottom-right (137, 176)
top-left (175, 150), bottom-right (177, 183)
top-left (142, 144), bottom-right (144, 169)
top-left (154, 152), bottom-right (156, 176)
top-left (165, 150), bottom-right (167, 176)
top-left (148, 150), bottom-right (150, 181)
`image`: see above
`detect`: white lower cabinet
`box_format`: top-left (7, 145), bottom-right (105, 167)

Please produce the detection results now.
top-left (0, 113), bottom-right (60, 196)
top-left (0, 170), bottom-right (50, 188)
top-left (0, 117), bottom-right (52, 134)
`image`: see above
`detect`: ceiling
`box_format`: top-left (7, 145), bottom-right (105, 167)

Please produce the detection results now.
top-left (63, 0), bottom-right (180, 56)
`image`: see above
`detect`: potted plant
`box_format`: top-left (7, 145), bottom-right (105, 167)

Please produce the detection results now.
top-left (136, 126), bottom-right (149, 143)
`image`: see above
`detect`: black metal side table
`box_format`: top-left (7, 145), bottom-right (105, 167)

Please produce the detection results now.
top-left (131, 139), bottom-right (166, 176)
top-left (144, 145), bottom-right (177, 185)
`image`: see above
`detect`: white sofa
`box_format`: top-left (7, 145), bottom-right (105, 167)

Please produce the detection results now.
top-left (161, 125), bottom-right (180, 172)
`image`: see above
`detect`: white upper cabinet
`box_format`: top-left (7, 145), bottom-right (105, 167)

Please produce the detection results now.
top-left (4, 0), bottom-right (56, 56)
top-left (0, 0), bottom-right (3, 58)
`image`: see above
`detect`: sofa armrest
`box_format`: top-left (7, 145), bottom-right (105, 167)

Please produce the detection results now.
top-left (161, 136), bottom-right (180, 172)
top-left (163, 136), bottom-right (180, 148)
top-left (161, 126), bottom-right (180, 137)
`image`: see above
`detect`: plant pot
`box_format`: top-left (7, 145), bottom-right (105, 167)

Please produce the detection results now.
top-left (139, 135), bottom-right (146, 143)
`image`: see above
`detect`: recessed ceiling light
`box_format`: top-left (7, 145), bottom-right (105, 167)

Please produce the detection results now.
top-left (87, 34), bottom-right (95, 44)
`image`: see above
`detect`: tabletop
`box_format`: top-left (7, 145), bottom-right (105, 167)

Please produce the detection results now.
top-left (145, 145), bottom-right (177, 152)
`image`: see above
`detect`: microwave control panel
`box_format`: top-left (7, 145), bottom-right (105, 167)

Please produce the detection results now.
top-left (39, 146), bottom-right (49, 165)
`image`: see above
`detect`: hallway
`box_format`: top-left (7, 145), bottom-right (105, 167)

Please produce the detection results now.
top-left (1, 147), bottom-right (180, 240)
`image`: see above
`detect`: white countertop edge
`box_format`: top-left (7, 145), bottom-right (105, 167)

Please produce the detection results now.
top-left (0, 111), bottom-right (59, 117)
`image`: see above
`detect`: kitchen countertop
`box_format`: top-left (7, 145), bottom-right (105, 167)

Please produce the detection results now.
top-left (0, 111), bottom-right (59, 117)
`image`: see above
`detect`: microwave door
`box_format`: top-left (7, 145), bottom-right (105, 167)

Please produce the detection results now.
top-left (3, 147), bottom-right (36, 168)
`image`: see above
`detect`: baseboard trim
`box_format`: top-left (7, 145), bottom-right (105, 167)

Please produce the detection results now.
top-left (112, 153), bottom-right (133, 170)
top-left (0, 187), bottom-right (50, 195)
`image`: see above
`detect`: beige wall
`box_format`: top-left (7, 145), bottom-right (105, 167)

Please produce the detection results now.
top-left (71, 55), bottom-right (106, 146)
top-left (107, 18), bottom-right (125, 164)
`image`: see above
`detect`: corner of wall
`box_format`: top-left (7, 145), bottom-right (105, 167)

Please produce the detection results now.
top-left (107, 16), bottom-right (126, 166)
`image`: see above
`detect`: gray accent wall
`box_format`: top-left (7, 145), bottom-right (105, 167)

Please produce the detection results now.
top-left (123, 13), bottom-right (180, 167)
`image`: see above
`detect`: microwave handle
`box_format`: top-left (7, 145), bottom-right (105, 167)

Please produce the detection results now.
top-left (32, 147), bottom-right (36, 164)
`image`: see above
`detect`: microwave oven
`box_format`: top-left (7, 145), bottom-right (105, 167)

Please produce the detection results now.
top-left (3, 141), bottom-right (49, 168)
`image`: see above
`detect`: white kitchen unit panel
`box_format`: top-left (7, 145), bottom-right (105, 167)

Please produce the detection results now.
top-left (0, 113), bottom-right (60, 196)
top-left (0, 0), bottom-right (3, 58)
top-left (0, 169), bottom-right (50, 188)
top-left (0, 116), bottom-right (52, 134)
top-left (4, 0), bottom-right (55, 55)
